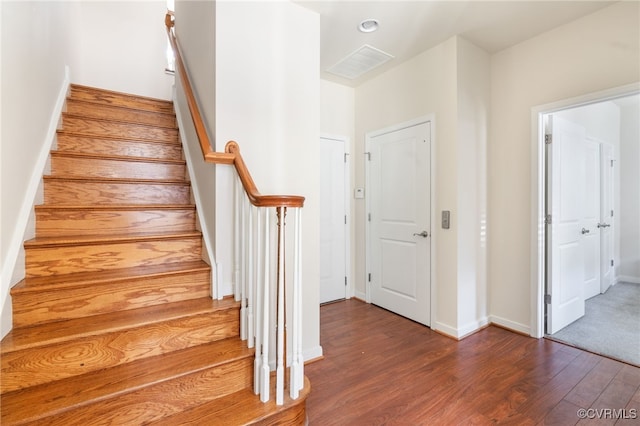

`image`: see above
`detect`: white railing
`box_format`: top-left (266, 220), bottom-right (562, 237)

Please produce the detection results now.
top-left (165, 12), bottom-right (305, 406)
top-left (234, 175), bottom-right (304, 404)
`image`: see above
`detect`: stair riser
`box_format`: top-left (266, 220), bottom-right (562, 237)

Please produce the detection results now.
top-left (66, 100), bottom-right (176, 128)
top-left (69, 86), bottom-right (174, 114)
top-left (26, 237), bottom-right (203, 277)
top-left (62, 116), bottom-right (178, 143)
top-left (12, 270), bottom-right (211, 327)
top-left (39, 358), bottom-right (253, 426)
top-left (50, 155), bottom-right (186, 180)
top-left (44, 180), bottom-right (191, 205)
top-left (56, 134), bottom-right (183, 160)
top-left (36, 208), bottom-right (196, 237)
top-left (1, 309), bottom-right (240, 393)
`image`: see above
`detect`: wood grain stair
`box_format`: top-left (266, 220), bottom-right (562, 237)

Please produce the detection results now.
top-left (0, 84), bottom-right (308, 424)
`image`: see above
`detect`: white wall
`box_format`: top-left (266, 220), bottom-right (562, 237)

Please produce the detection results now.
top-left (68, 1), bottom-right (173, 100)
top-left (619, 99), bottom-right (640, 282)
top-left (216, 1), bottom-right (322, 361)
top-left (354, 36), bottom-right (491, 338)
top-left (456, 38), bottom-right (490, 336)
top-left (1, 1), bottom-right (73, 338)
top-left (173, 0), bottom-right (218, 292)
top-left (489, 1), bottom-right (639, 333)
top-left (355, 37), bottom-right (459, 332)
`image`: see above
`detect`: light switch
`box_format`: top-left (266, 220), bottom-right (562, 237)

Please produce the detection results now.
top-left (442, 210), bottom-right (450, 229)
top-left (354, 188), bottom-right (365, 199)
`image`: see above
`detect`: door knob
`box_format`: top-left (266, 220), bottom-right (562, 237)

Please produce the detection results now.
top-left (581, 228), bottom-right (590, 235)
top-left (413, 231), bottom-right (429, 238)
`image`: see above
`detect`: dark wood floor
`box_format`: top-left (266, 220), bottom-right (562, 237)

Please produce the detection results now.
top-left (305, 299), bottom-right (640, 425)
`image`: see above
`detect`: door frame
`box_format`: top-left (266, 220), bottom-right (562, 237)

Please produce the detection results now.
top-left (364, 115), bottom-right (436, 327)
top-left (320, 133), bottom-right (352, 300)
top-left (529, 82), bottom-right (639, 338)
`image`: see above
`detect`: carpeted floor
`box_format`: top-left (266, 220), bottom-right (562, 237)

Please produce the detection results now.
top-left (549, 281), bottom-right (640, 366)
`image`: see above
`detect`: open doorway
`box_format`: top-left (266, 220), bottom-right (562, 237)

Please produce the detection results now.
top-left (538, 92), bottom-right (639, 366)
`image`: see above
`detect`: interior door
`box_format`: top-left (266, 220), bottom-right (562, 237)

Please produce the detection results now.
top-left (600, 142), bottom-right (614, 293)
top-left (547, 115), bottom-right (587, 334)
top-left (583, 138), bottom-right (601, 299)
top-left (368, 121), bottom-right (430, 326)
top-left (319, 136), bottom-right (347, 304)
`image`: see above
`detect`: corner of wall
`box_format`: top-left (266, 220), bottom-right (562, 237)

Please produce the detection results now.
top-left (0, 66), bottom-right (70, 340)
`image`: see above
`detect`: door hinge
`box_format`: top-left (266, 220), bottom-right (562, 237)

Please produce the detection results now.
top-left (545, 134), bottom-right (552, 144)
top-left (368, 213), bottom-right (371, 222)
top-left (611, 259), bottom-right (614, 267)
top-left (368, 273), bottom-right (372, 282)
top-left (344, 153), bottom-right (350, 163)
top-left (611, 159), bottom-right (614, 167)
top-left (611, 210), bottom-right (614, 217)
top-left (345, 276), bottom-right (348, 286)
top-left (545, 214), bottom-right (552, 225)
top-left (365, 152), bottom-right (371, 161)
top-left (545, 294), bottom-right (551, 304)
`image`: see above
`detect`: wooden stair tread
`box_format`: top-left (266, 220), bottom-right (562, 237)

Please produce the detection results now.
top-left (1, 297), bottom-right (238, 354)
top-left (56, 130), bottom-right (181, 147)
top-left (50, 150), bottom-right (186, 166)
top-left (35, 204), bottom-right (196, 212)
top-left (12, 260), bottom-right (210, 293)
top-left (66, 98), bottom-right (177, 129)
top-left (43, 175), bottom-right (189, 185)
top-left (69, 84), bottom-right (174, 113)
top-left (24, 230), bottom-right (202, 248)
top-left (0, 338), bottom-right (253, 425)
top-left (153, 376), bottom-right (311, 426)
top-left (60, 115), bottom-right (179, 144)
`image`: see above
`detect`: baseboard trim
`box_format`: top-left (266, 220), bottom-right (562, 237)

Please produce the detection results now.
top-left (488, 315), bottom-right (531, 336)
top-left (303, 345), bottom-right (324, 364)
top-left (0, 66), bottom-right (70, 339)
top-left (616, 275), bottom-right (640, 285)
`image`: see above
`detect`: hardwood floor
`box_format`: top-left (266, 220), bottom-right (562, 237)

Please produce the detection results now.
top-left (306, 300), bottom-right (640, 425)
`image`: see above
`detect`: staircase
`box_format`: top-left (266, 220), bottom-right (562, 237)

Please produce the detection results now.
top-left (0, 85), bottom-right (308, 425)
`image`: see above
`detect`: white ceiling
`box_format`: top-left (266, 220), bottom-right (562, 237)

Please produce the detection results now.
top-left (295, 0), bottom-right (617, 87)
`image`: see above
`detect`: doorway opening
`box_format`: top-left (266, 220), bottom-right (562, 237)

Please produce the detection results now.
top-left (531, 84), bottom-right (639, 365)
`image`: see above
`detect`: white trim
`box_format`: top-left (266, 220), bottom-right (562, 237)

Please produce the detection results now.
top-left (0, 66), bottom-right (70, 339)
top-left (303, 345), bottom-right (324, 364)
top-left (489, 315), bottom-right (531, 336)
top-left (617, 275), bottom-right (640, 285)
top-left (173, 87), bottom-right (221, 297)
top-left (364, 115), bottom-right (436, 327)
top-left (530, 82), bottom-right (640, 339)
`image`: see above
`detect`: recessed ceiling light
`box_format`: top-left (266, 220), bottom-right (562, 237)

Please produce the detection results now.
top-left (358, 19), bottom-right (379, 33)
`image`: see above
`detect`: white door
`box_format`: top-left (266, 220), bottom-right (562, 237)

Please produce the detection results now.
top-left (319, 137), bottom-right (347, 304)
top-left (368, 121), bottom-right (430, 325)
top-left (547, 115), bottom-right (587, 334)
top-left (583, 138), bottom-right (601, 299)
top-left (600, 142), bottom-right (615, 293)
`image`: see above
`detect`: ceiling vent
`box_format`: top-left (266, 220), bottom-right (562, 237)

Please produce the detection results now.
top-left (327, 44), bottom-right (394, 80)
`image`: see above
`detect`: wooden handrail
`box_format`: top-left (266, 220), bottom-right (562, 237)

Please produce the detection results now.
top-left (165, 12), bottom-right (304, 208)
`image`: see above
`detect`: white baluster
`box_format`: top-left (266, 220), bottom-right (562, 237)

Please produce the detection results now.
top-left (260, 208), bottom-right (271, 402)
top-left (247, 204), bottom-right (255, 348)
top-left (253, 206), bottom-right (262, 394)
top-left (234, 176), bottom-right (242, 302)
top-left (275, 207), bottom-right (286, 405)
top-left (240, 194), bottom-right (247, 341)
top-left (290, 207), bottom-right (303, 398)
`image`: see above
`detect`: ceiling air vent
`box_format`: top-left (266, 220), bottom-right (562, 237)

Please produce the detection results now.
top-left (327, 44), bottom-right (394, 80)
